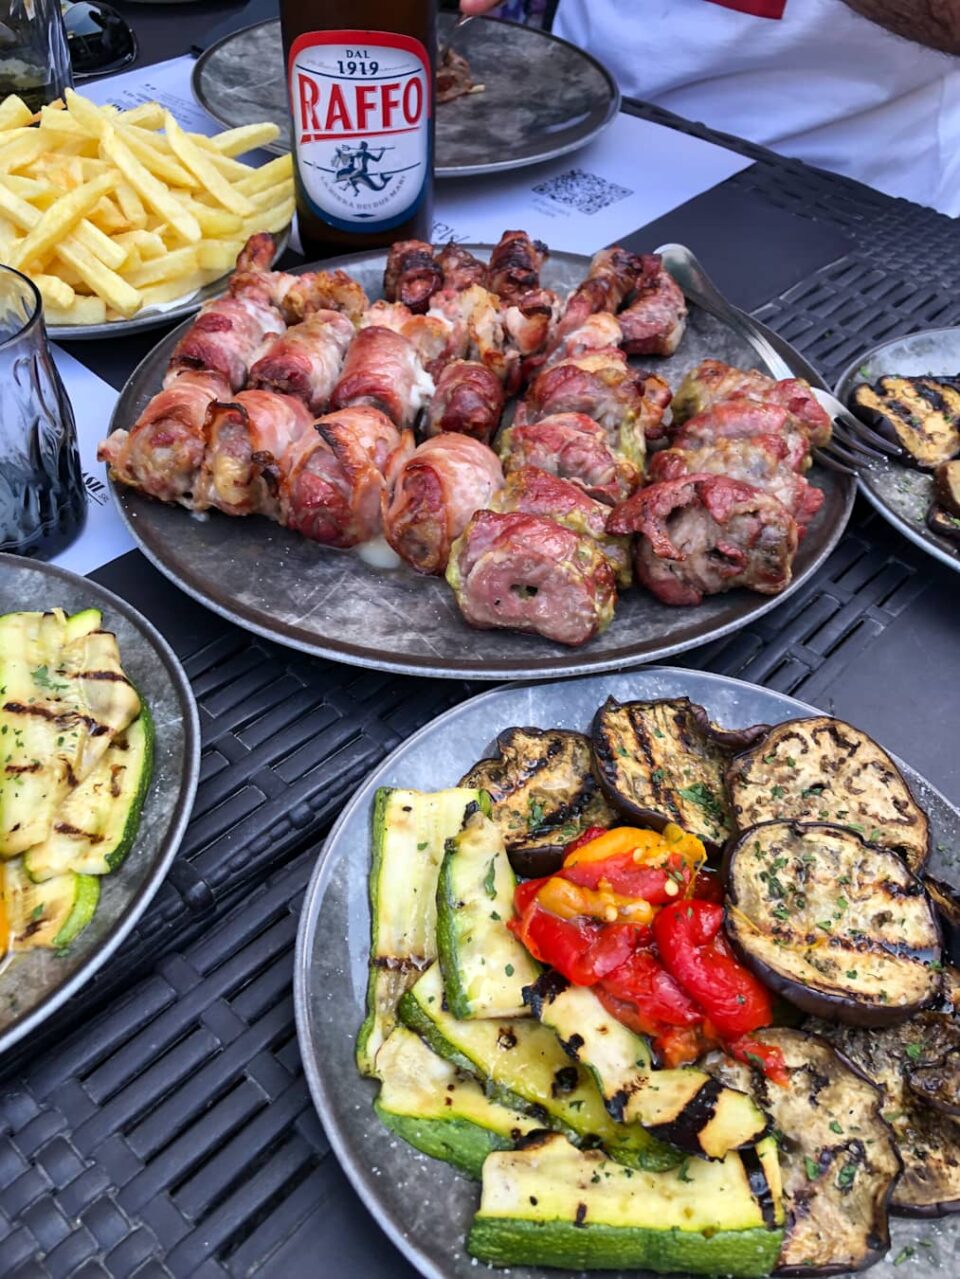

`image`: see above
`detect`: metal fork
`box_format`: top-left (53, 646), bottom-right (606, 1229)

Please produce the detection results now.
top-left (655, 244), bottom-right (902, 476)
top-left (439, 12), bottom-right (474, 61)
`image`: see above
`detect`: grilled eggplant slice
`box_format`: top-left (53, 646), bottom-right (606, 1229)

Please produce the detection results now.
top-left (851, 376), bottom-right (960, 469)
top-left (725, 821), bottom-right (942, 1026)
top-left (811, 1013), bottom-right (960, 1215)
top-left (726, 716), bottom-right (930, 874)
top-left (925, 875), bottom-right (960, 965)
top-left (459, 727), bottom-right (616, 878)
top-left (706, 1027), bottom-right (901, 1275)
top-left (592, 697), bottom-right (767, 853)
top-left (927, 503), bottom-right (960, 544)
top-left (934, 459), bottom-right (960, 515)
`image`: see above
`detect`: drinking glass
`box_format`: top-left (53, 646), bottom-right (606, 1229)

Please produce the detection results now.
top-left (0, 266), bottom-right (86, 559)
top-left (0, 0), bottom-right (74, 111)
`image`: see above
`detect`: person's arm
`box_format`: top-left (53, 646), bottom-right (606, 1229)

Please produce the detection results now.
top-left (459, 0), bottom-right (960, 53)
top-left (841, 0), bottom-right (960, 52)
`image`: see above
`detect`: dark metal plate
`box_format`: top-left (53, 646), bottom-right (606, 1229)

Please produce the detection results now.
top-left (0, 555), bottom-right (200, 1057)
top-left (106, 244), bottom-right (853, 680)
top-left (191, 14), bottom-right (620, 177)
top-left (836, 328), bottom-right (960, 576)
top-left (294, 668), bottom-right (960, 1279)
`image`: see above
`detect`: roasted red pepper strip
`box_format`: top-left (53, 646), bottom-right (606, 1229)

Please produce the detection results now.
top-left (560, 851), bottom-right (694, 904)
top-left (728, 1036), bottom-right (790, 1087)
top-left (652, 900), bottom-right (773, 1039)
top-left (508, 894), bottom-right (641, 986)
top-left (562, 826), bottom-right (609, 857)
top-left (692, 866), bottom-right (725, 904)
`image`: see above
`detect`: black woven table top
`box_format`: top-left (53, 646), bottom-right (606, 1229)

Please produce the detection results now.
top-left (4, 78), bottom-right (960, 1279)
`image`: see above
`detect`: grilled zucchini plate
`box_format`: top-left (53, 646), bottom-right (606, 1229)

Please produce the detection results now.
top-left (838, 328), bottom-right (960, 575)
top-left (295, 668), bottom-right (960, 1279)
top-left (0, 556), bottom-right (199, 1058)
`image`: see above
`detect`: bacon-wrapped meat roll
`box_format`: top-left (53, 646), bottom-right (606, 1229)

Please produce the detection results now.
top-left (167, 293), bottom-right (284, 392)
top-left (498, 413), bottom-right (639, 505)
top-left (541, 312), bottom-right (622, 370)
top-left (383, 240), bottom-right (443, 313)
top-left (383, 434), bottom-right (503, 575)
top-left (196, 391), bottom-right (313, 519)
top-left (672, 359), bottom-right (832, 446)
top-left (329, 326), bottom-right (434, 430)
top-left (437, 242), bottom-right (488, 291)
top-left (607, 474), bottom-right (799, 607)
top-left (648, 435), bottom-right (824, 535)
top-left (503, 287), bottom-right (562, 364)
top-left (671, 400), bottom-right (812, 472)
top-left (619, 260), bottom-right (688, 357)
top-left (487, 230), bottom-right (548, 304)
top-left (558, 246), bottom-right (651, 336)
top-left (97, 370), bottom-right (230, 507)
top-left (423, 360), bottom-right (505, 445)
top-left (517, 350), bottom-right (671, 465)
top-left (247, 310), bottom-right (355, 415)
top-left (361, 300), bottom-right (456, 378)
top-left (280, 408), bottom-right (411, 547)
top-left (281, 269), bottom-right (369, 324)
top-left (492, 467), bottom-right (631, 586)
top-left (429, 283), bottom-right (517, 388)
top-left (446, 510), bottom-right (617, 646)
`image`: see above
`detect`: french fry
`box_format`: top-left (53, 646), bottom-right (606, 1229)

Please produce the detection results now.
top-left (138, 271), bottom-right (213, 309)
top-left (115, 124), bottom-right (199, 189)
top-left (99, 125), bottom-right (202, 244)
top-left (38, 106), bottom-right (87, 136)
top-left (117, 102), bottom-right (164, 130)
top-left (234, 153), bottom-right (293, 196)
top-left (0, 96), bottom-right (33, 132)
top-left (44, 296), bottom-right (107, 326)
top-left (3, 174), bottom-right (57, 200)
top-left (197, 239), bottom-right (246, 272)
top-left (164, 114), bottom-right (256, 216)
top-left (208, 122), bottom-right (281, 156)
top-left (114, 228), bottom-right (166, 262)
top-left (0, 215), bottom-right (18, 257)
top-left (33, 273), bottom-right (75, 310)
top-left (125, 245), bottom-right (200, 288)
top-left (178, 197), bottom-right (243, 237)
top-left (89, 194), bottom-right (129, 234)
top-left (243, 197), bottom-right (295, 237)
top-left (0, 131), bottom-right (46, 173)
top-left (55, 239), bottom-right (142, 317)
top-left (116, 182), bottom-right (148, 230)
top-left (7, 171), bottom-right (117, 270)
top-left (0, 178), bottom-right (126, 271)
top-left (71, 220), bottom-right (128, 270)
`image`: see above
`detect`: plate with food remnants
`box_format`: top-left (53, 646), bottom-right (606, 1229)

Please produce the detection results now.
top-left (191, 14), bottom-right (619, 176)
top-left (0, 556), bottom-right (200, 1057)
top-left (100, 232), bottom-right (854, 679)
top-left (837, 329), bottom-right (960, 574)
top-left (295, 666), bottom-right (960, 1279)
top-left (0, 88), bottom-right (293, 339)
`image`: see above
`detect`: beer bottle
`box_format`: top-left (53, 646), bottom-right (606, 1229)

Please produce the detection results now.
top-left (280, 1), bottom-right (436, 261)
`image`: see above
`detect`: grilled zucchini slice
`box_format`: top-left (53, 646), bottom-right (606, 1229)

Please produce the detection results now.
top-left (726, 715), bottom-right (930, 873)
top-left (851, 376), bottom-right (960, 469)
top-left (725, 821), bottom-right (941, 1026)
top-left (526, 974), bottom-right (767, 1160)
top-left (373, 1026), bottom-right (538, 1178)
top-left (468, 1132), bottom-right (784, 1277)
top-left (436, 805), bottom-right (540, 1019)
top-left (459, 727), bottom-right (616, 878)
top-left (23, 706), bottom-right (153, 880)
top-left (3, 856), bottom-right (99, 950)
top-left (706, 1027), bottom-right (902, 1275)
top-left (398, 962), bottom-right (680, 1171)
top-left (357, 786), bottom-right (480, 1076)
top-left (811, 1013), bottom-right (960, 1216)
top-left (592, 696), bottom-right (766, 853)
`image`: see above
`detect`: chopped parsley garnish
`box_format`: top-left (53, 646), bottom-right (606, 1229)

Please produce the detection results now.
top-left (803, 1156), bottom-right (820, 1181)
top-left (677, 1160), bottom-right (694, 1183)
top-left (31, 665), bottom-right (68, 693)
top-left (770, 785), bottom-right (786, 799)
top-left (482, 858), bottom-right (497, 899)
top-left (836, 1163), bottom-right (857, 1190)
top-left (829, 1120), bottom-right (843, 1134)
top-left (528, 797), bottom-right (545, 829)
top-left (905, 1042), bottom-right (923, 1062)
top-left (505, 964), bottom-right (514, 977)
top-left (676, 782), bottom-right (724, 824)
top-left (651, 768), bottom-right (666, 784)
top-left (31, 903), bottom-right (44, 920)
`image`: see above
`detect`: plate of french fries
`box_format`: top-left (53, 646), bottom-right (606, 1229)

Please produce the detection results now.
top-left (0, 88), bottom-right (294, 337)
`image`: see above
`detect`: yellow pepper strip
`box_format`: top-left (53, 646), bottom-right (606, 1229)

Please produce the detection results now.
top-left (536, 875), bottom-right (655, 926)
top-left (562, 824), bottom-right (706, 871)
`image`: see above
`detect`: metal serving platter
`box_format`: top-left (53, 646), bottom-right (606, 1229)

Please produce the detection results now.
top-left (294, 668), bottom-right (960, 1279)
top-left (836, 328), bottom-right (960, 576)
top-left (191, 14), bottom-right (620, 177)
top-left (0, 555), bottom-right (200, 1057)
top-left (47, 228), bottom-right (290, 342)
top-left (105, 243), bottom-right (854, 680)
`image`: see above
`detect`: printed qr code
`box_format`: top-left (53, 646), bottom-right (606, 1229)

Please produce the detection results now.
top-left (532, 168), bottom-right (633, 215)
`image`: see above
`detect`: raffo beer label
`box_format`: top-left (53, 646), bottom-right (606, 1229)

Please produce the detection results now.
top-left (288, 30), bottom-right (431, 232)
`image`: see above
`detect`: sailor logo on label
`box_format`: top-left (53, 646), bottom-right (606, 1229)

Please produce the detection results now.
top-left (288, 30), bottom-right (431, 233)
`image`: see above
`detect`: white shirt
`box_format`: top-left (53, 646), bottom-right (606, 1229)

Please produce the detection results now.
top-left (553, 0), bottom-right (960, 215)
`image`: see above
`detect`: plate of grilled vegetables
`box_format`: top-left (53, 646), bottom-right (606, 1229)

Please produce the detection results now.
top-left (295, 668), bottom-right (960, 1279)
top-left (100, 231), bottom-right (853, 679)
top-left (0, 556), bottom-right (200, 1056)
top-left (838, 329), bottom-right (960, 574)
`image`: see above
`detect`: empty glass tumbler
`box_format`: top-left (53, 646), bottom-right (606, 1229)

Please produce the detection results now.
top-left (0, 266), bottom-right (86, 559)
top-left (0, 0), bottom-right (74, 111)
